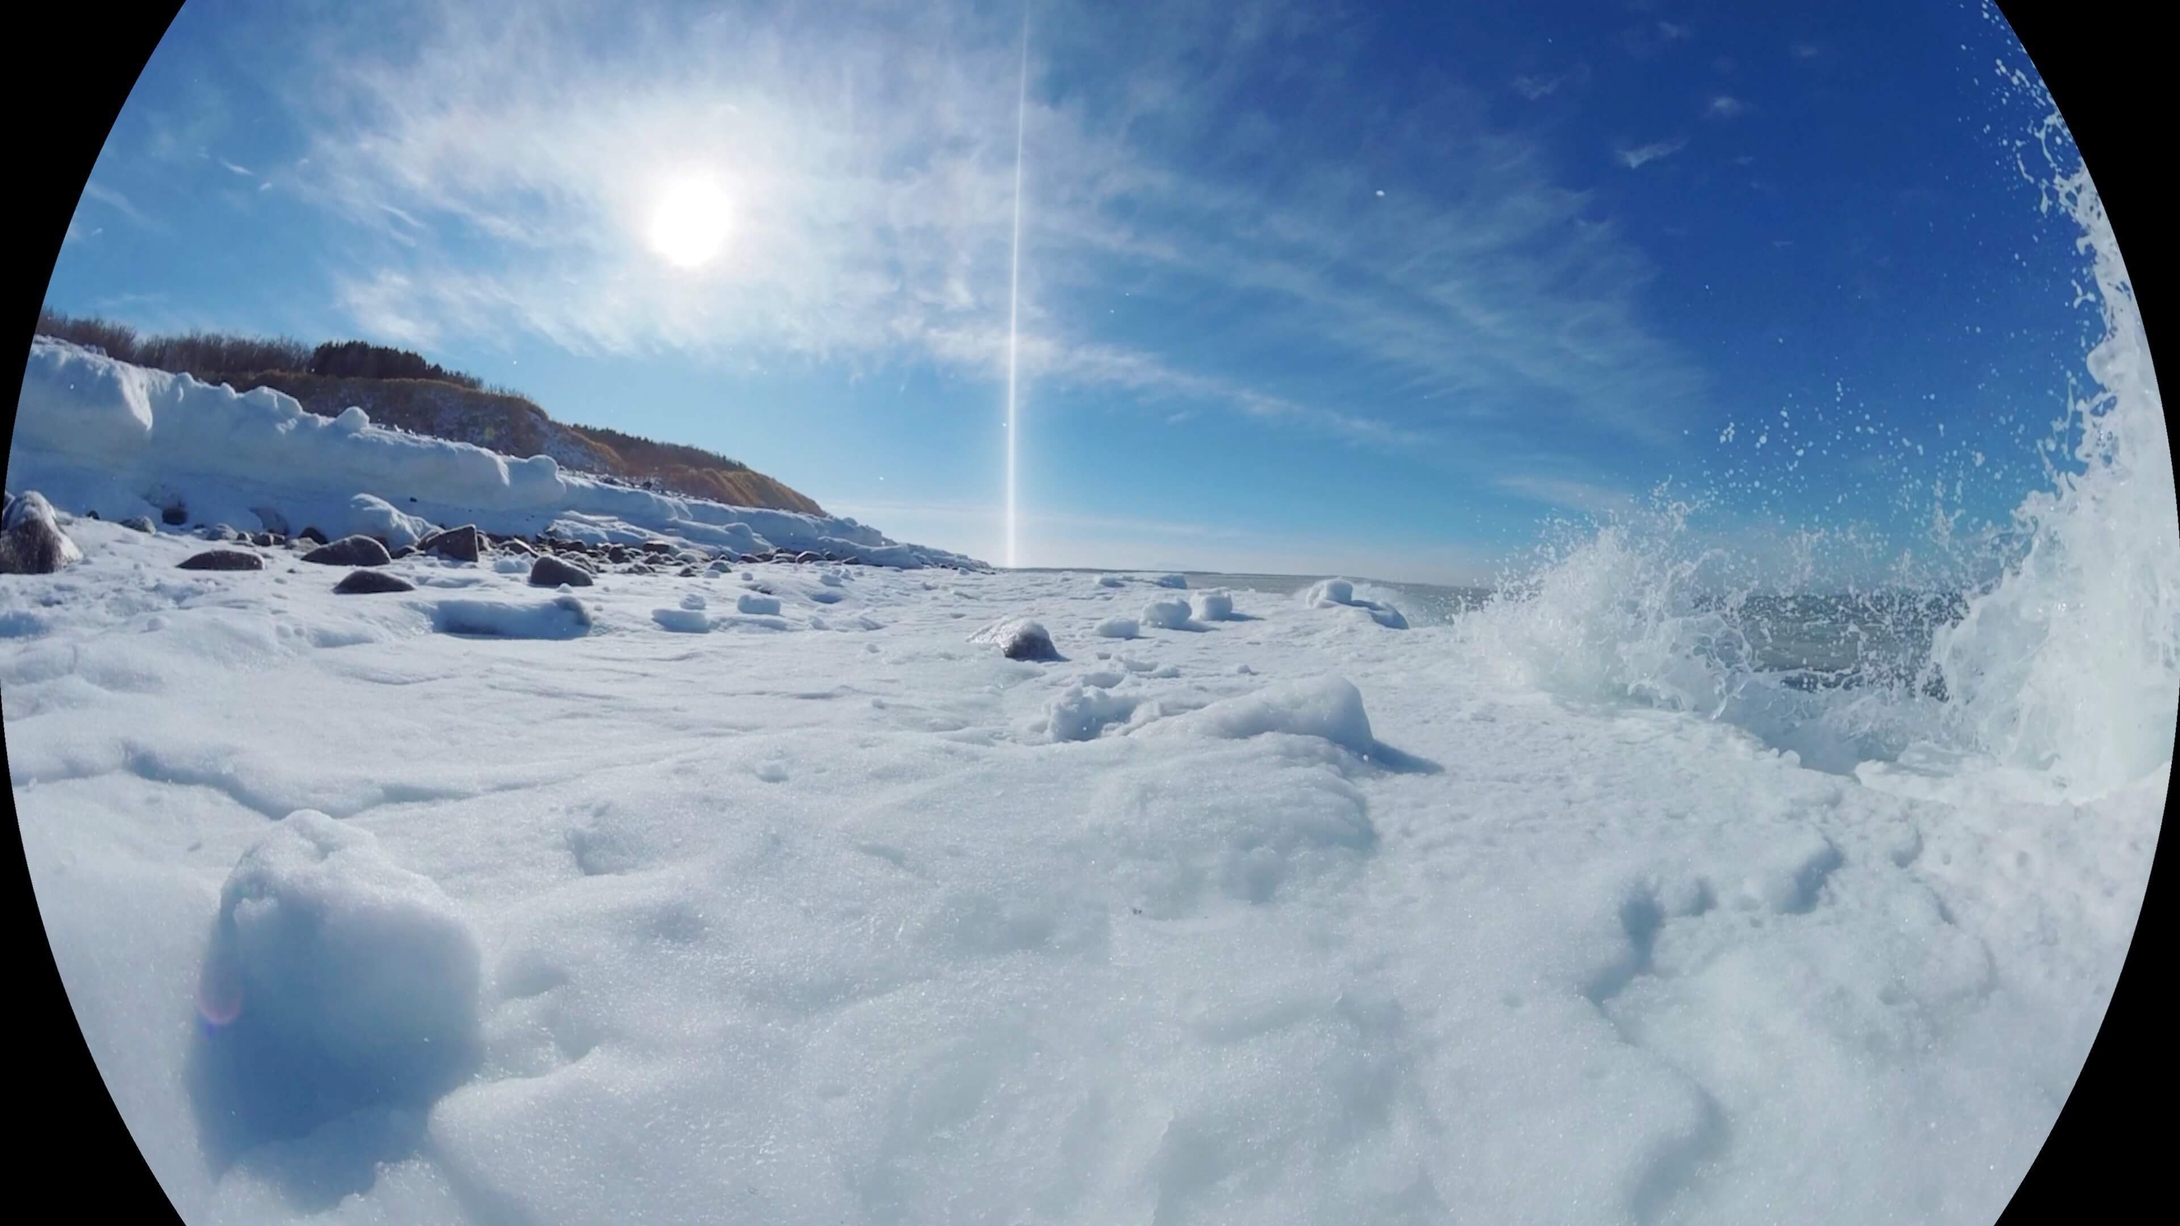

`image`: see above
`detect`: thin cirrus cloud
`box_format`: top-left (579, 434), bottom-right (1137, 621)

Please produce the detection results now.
top-left (1616, 136), bottom-right (1690, 169)
top-left (278, 0), bottom-right (1706, 461)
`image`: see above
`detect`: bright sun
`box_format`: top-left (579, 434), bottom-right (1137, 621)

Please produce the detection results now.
top-left (647, 178), bottom-right (733, 269)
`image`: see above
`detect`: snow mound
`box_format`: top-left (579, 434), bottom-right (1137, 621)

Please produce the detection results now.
top-left (651, 608), bottom-right (712, 633)
top-left (1096, 574), bottom-right (1126, 588)
top-left (1190, 590), bottom-right (1236, 621)
top-left (736, 592), bottom-right (782, 616)
top-left (1152, 573), bottom-right (1188, 588)
top-left (1302, 577), bottom-right (1408, 629)
top-left (1140, 598), bottom-right (1195, 630)
top-left (431, 595), bottom-right (593, 639)
top-left (1094, 616), bottom-right (1140, 639)
top-left (1044, 683), bottom-right (1143, 741)
top-left (192, 811), bottom-right (482, 1159)
top-left (10, 338), bottom-right (980, 569)
top-left (1187, 676), bottom-right (1376, 756)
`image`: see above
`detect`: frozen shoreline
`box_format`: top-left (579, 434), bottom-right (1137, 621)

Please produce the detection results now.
top-left (5, 519), bottom-right (2160, 1225)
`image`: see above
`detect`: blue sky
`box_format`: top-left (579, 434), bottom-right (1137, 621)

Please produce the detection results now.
top-left (43, 0), bottom-right (2100, 582)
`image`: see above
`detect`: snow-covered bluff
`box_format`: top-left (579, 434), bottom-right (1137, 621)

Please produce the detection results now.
top-left (9, 338), bottom-right (980, 569)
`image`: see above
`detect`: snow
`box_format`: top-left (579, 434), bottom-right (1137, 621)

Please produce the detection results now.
top-left (1140, 597), bottom-right (1196, 630)
top-left (1190, 590), bottom-right (1236, 622)
top-left (1304, 577), bottom-right (1409, 629)
top-left (9, 338), bottom-right (979, 570)
top-left (736, 592), bottom-right (782, 616)
top-left (1171, 674), bottom-right (1377, 757)
top-left (5, 521), bottom-right (2162, 1226)
top-left (1094, 616), bottom-right (1140, 639)
top-left (430, 596), bottom-right (594, 640)
top-left (195, 811), bottom-right (484, 1177)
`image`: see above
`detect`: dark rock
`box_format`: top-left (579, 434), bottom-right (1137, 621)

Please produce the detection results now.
top-left (299, 526), bottom-right (330, 545)
top-left (606, 546), bottom-right (633, 564)
top-left (528, 554), bottom-right (594, 587)
top-left (302, 535), bottom-right (394, 567)
top-left (3, 491), bottom-right (60, 531)
top-left (627, 563), bottom-right (655, 575)
top-left (333, 569), bottom-right (416, 595)
top-left (419, 524), bottom-right (487, 563)
top-left (178, 549), bottom-right (264, 571)
top-left (389, 546), bottom-right (416, 560)
top-left (499, 538), bottom-right (536, 556)
top-left (793, 551), bottom-right (822, 565)
top-left (268, 534), bottom-right (287, 547)
top-left (678, 566), bottom-right (698, 577)
top-left (0, 494), bottom-right (83, 574)
top-left (640, 540), bottom-right (675, 555)
top-left (983, 619), bottom-right (1060, 662)
top-left (122, 516), bottom-right (157, 534)
top-left (86, 509), bottom-right (100, 520)
top-left (251, 532), bottom-right (276, 547)
top-left (161, 504), bottom-right (189, 526)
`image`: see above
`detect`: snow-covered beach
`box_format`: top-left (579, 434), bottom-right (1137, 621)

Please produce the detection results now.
top-left (7, 170), bottom-right (2173, 1224)
top-left (4, 506), bottom-right (2164, 1225)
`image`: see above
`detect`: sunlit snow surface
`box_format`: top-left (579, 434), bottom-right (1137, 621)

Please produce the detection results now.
top-left (3, 524), bottom-right (2161, 1225)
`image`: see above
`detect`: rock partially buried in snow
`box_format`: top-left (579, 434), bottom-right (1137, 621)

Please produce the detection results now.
top-left (303, 534), bottom-right (394, 568)
top-left (418, 524), bottom-right (487, 563)
top-left (192, 810), bottom-right (483, 1152)
top-left (122, 515), bottom-right (156, 533)
top-left (334, 569), bottom-right (416, 594)
top-left (528, 554), bottom-right (594, 587)
top-left (178, 549), bottom-right (265, 571)
top-left (0, 492), bottom-right (83, 575)
top-left (970, 617), bottom-right (1061, 661)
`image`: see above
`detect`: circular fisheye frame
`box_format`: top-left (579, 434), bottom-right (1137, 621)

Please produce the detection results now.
top-left (6, 2), bottom-right (2169, 1224)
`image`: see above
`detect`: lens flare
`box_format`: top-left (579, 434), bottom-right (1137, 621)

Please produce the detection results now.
top-left (1004, 12), bottom-right (1028, 569)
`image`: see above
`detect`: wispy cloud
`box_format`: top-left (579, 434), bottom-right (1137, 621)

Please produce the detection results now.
top-left (1705, 95), bottom-right (1746, 119)
top-left (1495, 473), bottom-right (1640, 516)
top-left (217, 157), bottom-right (255, 177)
top-left (1513, 73), bottom-right (1564, 100)
top-left (1616, 136), bottom-right (1689, 169)
top-left (80, 181), bottom-right (159, 228)
top-left (278, 0), bottom-right (1706, 458)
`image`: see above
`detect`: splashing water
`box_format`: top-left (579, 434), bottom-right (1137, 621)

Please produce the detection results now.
top-left (1922, 167), bottom-right (2177, 796)
top-left (1463, 155), bottom-right (2175, 799)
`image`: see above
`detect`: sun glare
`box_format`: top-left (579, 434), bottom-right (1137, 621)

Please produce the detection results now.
top-left (648, 177), bottom-right (733, 269)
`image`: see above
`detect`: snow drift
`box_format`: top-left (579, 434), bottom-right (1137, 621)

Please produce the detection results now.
top-left (10, 339), bottom-right (980, 570)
